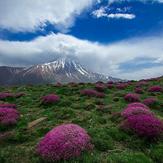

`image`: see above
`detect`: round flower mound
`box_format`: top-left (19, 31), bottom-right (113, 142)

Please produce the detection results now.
top-left (124, 93), bottom-right (140, 103)
top-left (135, 87), bottom-right (143, 94)
top-left (143, 97), bottom-right (158, 107)
top-left (80, 89), bottom-right (97, 97)
top-left (127, 102), bottom-right (149, 109)
top-left (95, 84), bottom-right (106, 92)
top-left (41, 94), bottom-right (60, 104)
top-left (96, 92), bottom-right (105, 98)
top-left (121, 106), bottom-right (152, 119)
top-left (116, 83), bottom-right (128, 90)
top-left (124, 114), bottom-right (163, 139)
top-left (0, 103), bottom-right (17, 109)
top-left (0, 92), bottom-right (14, 100)
top-left (0, 108), bottom-right (20, 126)
top-left (37, 124), bottom-right (93, 161)
top-left (107, 81), bottom-right (113, 84)
top-left (107, 84), bottom-right (114, 89)
top-left (14, 92), bottom-right (26, 98)
top-left (148, 86), bottom-right (163, 92)
top-left (136, 81), bottom-right (148, 87)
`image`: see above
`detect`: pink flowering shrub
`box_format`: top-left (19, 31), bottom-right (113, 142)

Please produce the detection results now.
top-left (107, 81), bottom-right (114, 84)
top-left (14, 92), bottom-right (26, 98)
top-left (0, 108), bottom-right (20, 126)
top-left (126, 81), bottom-right (133, 85)
top-left (37, 124), bottom-right (93, 161)
top-left (96, 81), bottom-right (104, 84)
top-left (148, 86), bottom-right (163, 92)
top-left (0, 92), bottom-right (14, 100)
top-left (107, 84), bottom-right (114, 89)
top-left (143, 97), bottom-right (158, 107)
top-left (126, 102), bottom-right (149, 109)
top-left (116, 83), bottom-right (128, 90)
top-left (41, 94), bottom-right (60, 105)
top-left (134, 87), bottom-right (143, 94)
top-left (80, 89), bottom-right (97, 97)
top-left (136, 81), bottom-right (148, 87)
top-left (95, 84), bottom-right (106, 92)
top-left (121, 106), bottom-right (152, 119)
top-left (124, 93), bottom-right (140, 103)
top-left (96, 92), bottom-right (105, 98)
top-left (122, 114), bottom-right (163, 139)
top-left (80, 89), bottom-right (105, 98)
top-left (0, 103), bottom-right (17, 109)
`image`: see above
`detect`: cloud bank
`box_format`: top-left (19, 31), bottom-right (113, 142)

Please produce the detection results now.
top-left (0, 0), bottom-right (94, 32)
top-left (0, 33), bottom-right (163, 80)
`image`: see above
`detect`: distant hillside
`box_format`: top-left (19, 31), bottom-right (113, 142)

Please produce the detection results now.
top-left (0, 66), bottom-right (24, 85)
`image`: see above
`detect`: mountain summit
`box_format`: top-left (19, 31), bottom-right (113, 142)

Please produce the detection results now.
top-left (0, 56), bottom-right (121, 85)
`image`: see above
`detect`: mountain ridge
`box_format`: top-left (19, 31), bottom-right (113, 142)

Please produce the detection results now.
top-left (0, 57), bottom-right (122, 85)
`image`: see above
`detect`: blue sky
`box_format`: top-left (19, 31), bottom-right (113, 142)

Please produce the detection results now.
top-left (0, 0), bottom-right (163, 79)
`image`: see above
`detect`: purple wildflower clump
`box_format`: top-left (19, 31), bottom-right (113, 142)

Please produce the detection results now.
top-left (134, 87), bottom-right (143, 94)
top-left (136, 81), bottom-right (148, 87)
top-left (121, 106), bottom-right (152, 119)
top-left (107, 84), bottom-right (114, 89)
top-left (107, 81), bottom-right (114, 84)
top-left (96, 92), bottom-right (105, 98)
top-left (0, 108), bottom-right (20, 126)
top-left (37, 124), bottom-right (93, 161)
top-left (80, 89), bottom-right (97, 97)
top-left (116, 83), bottom-right (128, 90)
top-left (143, 97), bottom-right (158, 107)
top-left (126, 102), bottom-right (149, 109)
top-left (14, 92), bottom-right (26, 98)
top-left (0, 103), bottom-right (17, 109)
top-left (124, 93), bottom-right (140, 103)
top-left (95, 84), bottom-right (106, 92)
top-left (96, 81), bottom-right (104, 84)
top-left (80, 89), bottom-right (105, 98)
top-left (122, 114), bottom-right (163, 139)
top-left (148, 86), bottom-right (163, 93)
top-left (0, 92), bottom-right (14, 100)
top-left (41, 94), bottom-right (60, 105)
top-left (126, 81), bottom-right (133, 85)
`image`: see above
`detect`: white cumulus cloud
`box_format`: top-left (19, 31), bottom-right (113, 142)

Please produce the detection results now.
top-left (0, 0), bottom-right (95, 32)
top-left (0, 33), bottom-right (163, 80)
top-left (108, 13), bottom-right (135, 19)
top-left (92, 6), bottom-right (136, 20)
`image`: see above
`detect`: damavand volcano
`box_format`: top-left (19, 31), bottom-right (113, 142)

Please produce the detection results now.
top-left (0, 56), bottom-right (121, 85)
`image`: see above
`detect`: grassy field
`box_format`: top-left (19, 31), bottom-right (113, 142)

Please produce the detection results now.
top-left (0, 78), bottom-right (163, 163)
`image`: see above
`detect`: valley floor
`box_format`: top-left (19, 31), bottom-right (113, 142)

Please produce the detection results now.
top-left (0, 78), bottom-right (163, 163)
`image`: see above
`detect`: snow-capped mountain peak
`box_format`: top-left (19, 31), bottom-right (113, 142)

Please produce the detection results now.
top-left (31, 56), bottom-right (90, 77)
top-left (0, 56), bottom-right (122, 85)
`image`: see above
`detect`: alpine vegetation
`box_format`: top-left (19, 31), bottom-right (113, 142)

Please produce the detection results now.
top-left (0, 108), bottom-right (20, 126)
top-left (41, 94), bottom-right (60, 105)
top-left (37, 124), bottom-right (93, 161)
